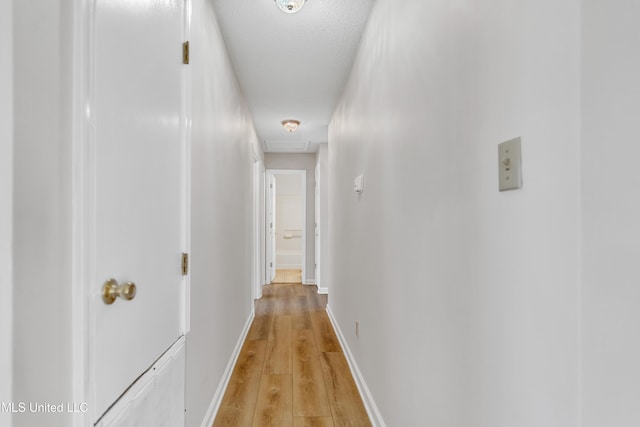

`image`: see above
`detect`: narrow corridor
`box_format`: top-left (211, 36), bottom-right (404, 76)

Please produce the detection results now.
top-left (213, 283), bottom-right (371, 426)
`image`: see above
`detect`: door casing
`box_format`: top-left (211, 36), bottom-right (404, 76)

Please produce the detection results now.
top-left (252, 149), bottom-right (264, 300)
top-left (0, 0), bottom-right (13, 416)
top-left (265, 169), bottom-right (307, 282)
top-left (266, 174), bottom-right (277, 283)
top-left (314, 165), bottom-right (321, 288)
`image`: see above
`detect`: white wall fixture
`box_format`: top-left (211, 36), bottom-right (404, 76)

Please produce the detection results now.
top-left (498, 137), bottom-right (523, 191)
top-left (354, 174), bottom-right (364, 194)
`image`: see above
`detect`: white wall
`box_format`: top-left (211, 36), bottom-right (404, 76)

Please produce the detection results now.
top-left (186, 1), bottom-right (262, 425)
top-left (275, 173), bottom-right (303, 195)
top-left (265, 154), bottom-right (317, 283)
top-left (1, 0), bottom-right (13, 424)
top-left (316, 144), bottom-right (329, 292)
top-left (582, 1), bottom-right (640, 425)
top-left (274, 196), bottom-right (303, 245)
top-left (12, 1), bottom-right (75, 425)
top-left (329, 0), bottom-right (581, 426)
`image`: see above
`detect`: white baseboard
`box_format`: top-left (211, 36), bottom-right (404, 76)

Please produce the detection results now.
top-left (317, 287), bottom-right (328, 294)
top-left (303, 279), bottom-right (317, 285)
top-left (325, 305), bottom-right (386, 427)
top-left (200, 310), bottom-right (255, 427)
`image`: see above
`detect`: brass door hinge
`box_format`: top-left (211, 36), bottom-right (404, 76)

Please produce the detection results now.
top-left (182, 41), bottom-right (189, 65)
top-left (181, 252), bottom-right (189, 276)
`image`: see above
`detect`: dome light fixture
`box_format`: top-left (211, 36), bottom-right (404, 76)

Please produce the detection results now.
top-left (274, 0), bottom-right (306, 14)
top-left (281, 119), bottom-right (301, 132)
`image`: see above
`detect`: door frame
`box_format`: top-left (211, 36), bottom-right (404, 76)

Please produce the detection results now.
top-left (0, 0), bottom-right (13, 415)
top-left (265, 169), bottom-right (307, 282)
top-left (181, 0), bottom-right (192, 335)
top-left (70, 1), bottom-right (191, 425)
top-left (70, 2), bottom-right (93, 424)
top-left (251, 149), bottom-right (264, 300)
top-left (314, 165), bottom-right (321, 288)
top-left (266, 174), bottom-right (277, 283)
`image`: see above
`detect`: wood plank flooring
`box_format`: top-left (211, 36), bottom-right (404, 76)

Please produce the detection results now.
top-left (271, 269), bottom-right (303, 284)
top-left (213, 282), bottom-right (371, 427)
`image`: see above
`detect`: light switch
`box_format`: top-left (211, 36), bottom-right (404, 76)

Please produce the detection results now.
top-left (498, 137), bottom-right (522, 191)
top-left (354, 174), bottom-right (364, 194)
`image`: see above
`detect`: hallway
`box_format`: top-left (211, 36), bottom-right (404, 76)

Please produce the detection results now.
top-left (5, 0), bottom-right (640, 426)
top-left (214, 283), bottom-right (370, 426)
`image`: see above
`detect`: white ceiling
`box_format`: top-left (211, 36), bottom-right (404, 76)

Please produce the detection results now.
top-left (211, 0), bottom-right (374, 153)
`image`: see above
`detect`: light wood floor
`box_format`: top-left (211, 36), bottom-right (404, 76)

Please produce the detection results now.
top-left (213, 282), bottom-right (372, 427)
top-left (271, 269), bottom-right (303, 284)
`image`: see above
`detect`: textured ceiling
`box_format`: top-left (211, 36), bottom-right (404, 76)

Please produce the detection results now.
top-left (211, 0), bottom-right (374, 153)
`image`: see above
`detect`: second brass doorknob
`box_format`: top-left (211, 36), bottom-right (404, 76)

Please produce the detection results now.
top-left (102, 278), bottom-right (137, 305)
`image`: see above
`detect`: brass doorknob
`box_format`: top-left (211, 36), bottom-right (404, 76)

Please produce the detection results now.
top-left (102, 278), bottom-right (137, 305)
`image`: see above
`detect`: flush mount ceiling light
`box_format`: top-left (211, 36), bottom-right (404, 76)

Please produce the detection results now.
top-left (274, 0), bottom-right (306, 14)
top-left (281, 119), bottom-right (301, 132)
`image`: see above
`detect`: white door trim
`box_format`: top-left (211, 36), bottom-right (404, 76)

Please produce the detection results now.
top-left (265, 169), bottom-right (307, 282)
top-left (251, 152), bottom-right (263, 300)
top-left (266, 174), bottom-right (277, 282)
top-left (260, 164), bottom-right (266, 287)
top-left (71, 1), bottom-right (94, 425)
top-left (181, 0), bottom-right (192, 335)
top-left (0, 0), bottom-right (14, 417)
top-left (314, 165), bottom-right (321, 289)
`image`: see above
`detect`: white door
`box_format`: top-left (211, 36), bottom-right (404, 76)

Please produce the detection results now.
top-left (267, 174), bottom-right (277, 282)
top-left (91, 0), bottom-right (186, 423)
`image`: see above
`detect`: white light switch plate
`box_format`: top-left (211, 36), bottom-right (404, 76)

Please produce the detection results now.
top-left (498, 137), bottom-right (522, 191)
top-left (354, 174), bottom-right (364, 194)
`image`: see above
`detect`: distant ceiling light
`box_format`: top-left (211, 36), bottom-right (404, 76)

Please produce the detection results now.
top-left (282, 119), bottom-right (301, 132)
top-left (274, 0), bottom-right (306, 14)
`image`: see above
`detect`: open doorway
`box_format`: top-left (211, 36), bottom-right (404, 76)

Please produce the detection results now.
top-left (266, 170), bottom-right (306, 284)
